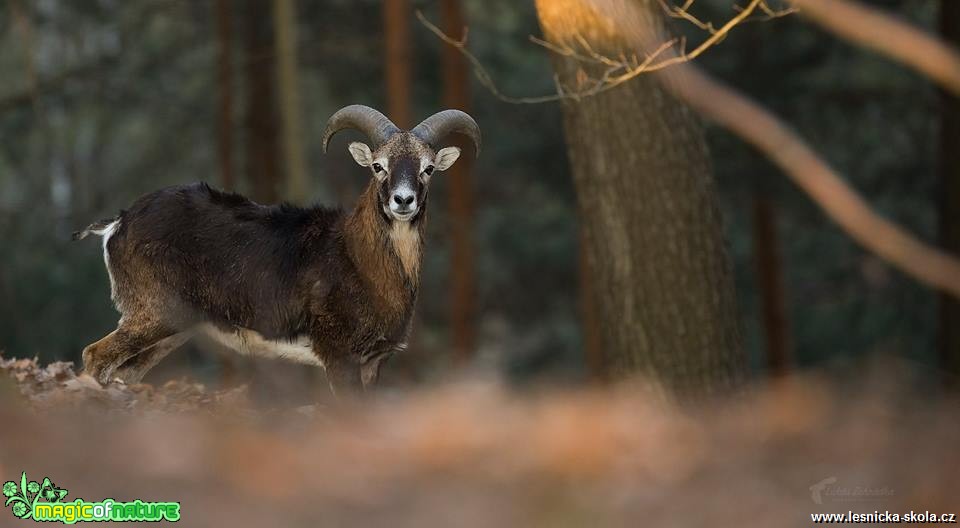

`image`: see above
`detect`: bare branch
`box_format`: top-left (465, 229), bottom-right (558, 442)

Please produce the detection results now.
top-left (660, 63), bottom-right (960, 298)
top-left (416, 10), bottom-right (562, 104)
top-left (790, 0), bottom-right (960, 96)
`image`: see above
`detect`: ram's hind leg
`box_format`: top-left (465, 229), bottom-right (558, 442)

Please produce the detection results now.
top-left (82, 320), bottom-right (175, 385)
top-left (113, 331), bottom-right (192, 384)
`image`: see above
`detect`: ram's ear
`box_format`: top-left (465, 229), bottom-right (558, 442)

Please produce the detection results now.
top-left (434, 147), bottom-right (461, 172)
top-left (348, 142), bottom-right (374, 167)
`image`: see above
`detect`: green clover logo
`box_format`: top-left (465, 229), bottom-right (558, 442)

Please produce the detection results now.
top-left (3, 472), bottom-right (69, 520)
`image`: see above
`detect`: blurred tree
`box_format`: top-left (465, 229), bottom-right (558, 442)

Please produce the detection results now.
top-left (243, 0), bottom-right (281, 202)
top-left (215, 0), bottom-right (236, 191)
top-left (9, 0), bottom-right (50, 211)
top-left (735, 27), bottom-right (791, 377)
top-left (274, 0), bottom-right (308, 201)
top-left (384, 0), bottom-right (412, 128)
top-left (440, 0), bottom-right (477, 362)
top-left (534, 0), bottom-right (745, 395)
top-left (940, 0), bottom-right (960, 386)
top-left (752, 194), bottom-right (790, 376)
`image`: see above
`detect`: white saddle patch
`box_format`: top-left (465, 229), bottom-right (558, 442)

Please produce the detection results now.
top-left (197, 323), bottom-right (323, 367)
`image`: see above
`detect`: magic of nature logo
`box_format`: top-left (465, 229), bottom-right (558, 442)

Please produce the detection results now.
top-left (3, 472), bottom-right (180, 523)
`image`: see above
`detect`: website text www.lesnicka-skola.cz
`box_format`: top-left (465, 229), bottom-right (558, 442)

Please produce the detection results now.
top-left (811, 511), bottom-right (957, 524)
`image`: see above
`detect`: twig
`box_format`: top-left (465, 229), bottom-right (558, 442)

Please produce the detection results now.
top-left (416, 0), bottom-right (774, 104)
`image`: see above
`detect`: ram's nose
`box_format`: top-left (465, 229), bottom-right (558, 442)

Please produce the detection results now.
top-left (392, 193), bottom-right (415, 208)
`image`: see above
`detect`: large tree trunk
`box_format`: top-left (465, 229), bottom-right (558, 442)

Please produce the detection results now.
top-left (243, 0), bottom-right (281, 203)
top-left (383, 0), bottom-right (412, 128)
top-left (440, 0), bottom-right (477, 362)
top-left (273, 0), bottom-right (308, 202)
top-left (940, 0), bottom-right (960, 387)
top-left (534, 0), bottom-right (745, 396)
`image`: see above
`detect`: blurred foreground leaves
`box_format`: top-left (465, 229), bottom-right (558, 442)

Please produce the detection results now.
top-left (1, 354), bottom-right (958, 527)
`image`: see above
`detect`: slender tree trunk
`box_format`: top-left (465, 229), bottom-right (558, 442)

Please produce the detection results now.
top-left (10, 0), bottom-right (51, 210)
top-left (440, 0), bottom-right (476, 362)
top-left (535, 0), bottom-right (745, 396)
top-left (10, 0), bottom-right (38, 109)
top-left (940, 0), bottom-right (960, 387)
top-left (215, 0), bottom-right (236, 191)
top-left (383, 0), bottom-right (412, 128)
top-left (274, 0), bottom-right (308, 202)
top-left (243, 0), bottom-right (281, 203)
top-left (752, 193), bottom-right (790, 377)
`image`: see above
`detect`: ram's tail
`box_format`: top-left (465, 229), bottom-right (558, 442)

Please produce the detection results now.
top-left (72, 218), bottom-right (118, 241)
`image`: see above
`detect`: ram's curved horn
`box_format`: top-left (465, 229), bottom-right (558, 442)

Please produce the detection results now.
top-left (322, 105), bottom-right (401, 152)
top-left (411, 110), bottom-right (482, 157)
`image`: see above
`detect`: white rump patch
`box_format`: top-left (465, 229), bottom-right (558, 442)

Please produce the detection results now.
top-left (96, 220), bottom-right (120, 300)
top-left (197, 323), bottom-right (323, 367)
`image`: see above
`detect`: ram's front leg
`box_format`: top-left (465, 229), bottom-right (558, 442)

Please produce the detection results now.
top-left (359, 339), bottom-right (400, 389)
top-left (321, 343), bottom-right (392, 397)
top-left (320, 349), bottom-right (363, 399)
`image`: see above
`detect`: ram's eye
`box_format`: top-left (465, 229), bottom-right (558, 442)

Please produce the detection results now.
top-left (423, 166), bottom-right (434, 176)
top-left (372, 163), bottom-right (383, 173)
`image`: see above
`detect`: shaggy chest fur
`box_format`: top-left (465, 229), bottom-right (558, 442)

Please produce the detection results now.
top-left (389, 221), bottom-right (421, 279)
top-left (342, 185), bottom-right (425, 322)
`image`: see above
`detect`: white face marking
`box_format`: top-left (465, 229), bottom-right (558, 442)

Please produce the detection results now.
top-left (197, 323), bottom-right (324, 368)
top-left (388, 181), bottom-right (417, 221)
top-left (371, 157), bottom-right (389, 182)
top-left (418, 155), bottom-right (434, 182)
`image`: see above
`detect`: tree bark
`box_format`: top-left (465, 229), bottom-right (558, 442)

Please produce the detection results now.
top-left (215, 0), bottom-right (236, 191)
top-left (274, 0), bottom-right (308, 202)
top-left (534, 0), bottom-right (745, 396)
top-left (579, 226), bottom-right (605, 381)
top-left (940, 0), bottom-right (960, 387)
top-left (383, 0), bottom-right (412, 128)
top-left (243, 0), bottom-right (281, 203)
top-left (440, 0), bottom-right (477, 362)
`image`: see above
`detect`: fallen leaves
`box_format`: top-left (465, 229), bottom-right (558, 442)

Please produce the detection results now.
top-left (0, 355), bottom-right (253, 415)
